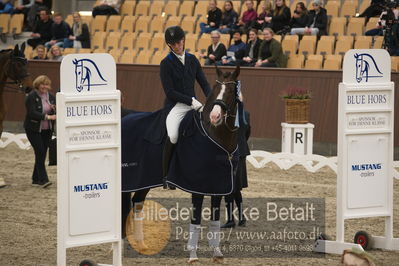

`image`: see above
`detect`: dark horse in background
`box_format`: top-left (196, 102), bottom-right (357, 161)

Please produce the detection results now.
top-left (0, 43), bottom-right (32, 188)
top-left (121, 65), bottom-right (241, 262)
top-left (0, 43), bottom-right (32, 136)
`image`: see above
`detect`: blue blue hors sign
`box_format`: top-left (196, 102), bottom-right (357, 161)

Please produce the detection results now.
top-left (343, 49), bottom-right (390, 84)
top-left (60, 53), bottom-right (116, 94)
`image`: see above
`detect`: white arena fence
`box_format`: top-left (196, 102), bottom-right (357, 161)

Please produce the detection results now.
top-left (1, 132), bottom-right (399, 180)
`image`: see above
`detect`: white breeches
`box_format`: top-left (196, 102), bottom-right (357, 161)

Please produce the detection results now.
top-left (166, 103), bottom-right (192, 144)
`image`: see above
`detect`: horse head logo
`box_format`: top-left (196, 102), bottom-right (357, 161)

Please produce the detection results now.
top-left (73, 58), bottom-right (107, 92)
top-left (354, 53), bottom-right (383, 83)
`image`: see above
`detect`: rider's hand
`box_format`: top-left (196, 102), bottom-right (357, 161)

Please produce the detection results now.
top-left (191, 97), bottom-right (203, 110)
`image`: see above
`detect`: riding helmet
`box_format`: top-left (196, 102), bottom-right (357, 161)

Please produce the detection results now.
top-left (165, 26), bottom-right (185, 45)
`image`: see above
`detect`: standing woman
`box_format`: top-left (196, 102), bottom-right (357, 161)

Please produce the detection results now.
top-left (24, 75), bottom-right (56, 188)
top-left (64, 12), bottom-right (91, 49)
top-left (264, 0), bottom-right (291, 34)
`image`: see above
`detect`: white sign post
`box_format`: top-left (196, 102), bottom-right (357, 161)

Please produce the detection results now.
top-left (315, 49), bottom-right (399, 254)
top-left (57, 54), bottom-right (122, 266)
top-left (281, 123), bottom-right (314, 155)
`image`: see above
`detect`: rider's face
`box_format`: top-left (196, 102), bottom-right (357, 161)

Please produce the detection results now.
top-left (169, 38), bottom-right (185, 55)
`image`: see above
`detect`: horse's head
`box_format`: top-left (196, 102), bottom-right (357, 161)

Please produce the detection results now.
top-left (208, 65), bottom-right (241, 128)
top-left (73, 59), bottom-right (85, 92)
top-left (5, 43), bottom-right (32, 93)
top-left (354, 53), bottom-right (363, 82)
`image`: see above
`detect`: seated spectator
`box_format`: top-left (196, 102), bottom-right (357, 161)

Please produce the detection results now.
top-left (305, 0), bottom-right (327, 36)
top-left (27, 0), bottom-right (52, 29)
top-left (241, 28), bottom-right (261, 66)
top-left (290, 2), bottom-right (311, 35)
top-left (48, 45), bottom-right (63, 61)
top-left (27, 8), bottom-right (53, 48)
top-left (200, 30), bottom-right (227, 65)
top-left (64, 12), bottom-right (90, 49)
top-left (32, 44), bottom-right (48, 60)
top-left (218, 0), bottom-right (238, 34)
top-left (200, 0), bottom-right (222, 34)
top-left (253, 1), bottom-right (273, 30)
top-left (45, 12), bottom-right (71, 49)
top-left (0, 0), bottom-right (14, 14)
top-left (218, 30), bottom-right (246, 66)
top-left (255, 27), bottom-right (287, 68)
top-left (358, 0), bottom-right (384, 23)
top-left (365, 6), bottom-right (399, 36)
top-left (13, 0), bottom-right (34, 29)
top-left (264, 0), bottom-right (291, 34)
top-left (92, 0), bottom-right (120, 17)
top-left (236, 0), bottom-right (257, 34)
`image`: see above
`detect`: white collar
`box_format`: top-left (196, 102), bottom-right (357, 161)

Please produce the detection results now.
top-left (212, 42), bottom-right (221, 51)
top-left (172, 51), bottom-right (185, 65)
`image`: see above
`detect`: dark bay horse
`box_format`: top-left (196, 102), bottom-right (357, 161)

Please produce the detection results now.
top-left (123, 65), bottom-right (242, 262)
top-left (0, 43), bottom-right (32, 137)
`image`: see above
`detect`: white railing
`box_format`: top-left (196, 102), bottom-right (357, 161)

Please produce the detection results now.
top-left (0, 132), bottom-right (31, 150)
top-left (1, 132), bottom-right (399, 179)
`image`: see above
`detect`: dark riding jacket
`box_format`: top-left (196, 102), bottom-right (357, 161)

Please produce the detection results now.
top-left (160, 51), bottom-right (211, 108)
top-left (24, 90), bottom-right (56, 132)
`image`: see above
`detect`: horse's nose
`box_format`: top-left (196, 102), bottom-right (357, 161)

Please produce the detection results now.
top-left (210, 111), bottom-right (221, 125)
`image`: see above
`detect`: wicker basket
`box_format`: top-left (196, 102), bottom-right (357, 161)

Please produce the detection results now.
top-left (284, 99), bottom-right (310, 124)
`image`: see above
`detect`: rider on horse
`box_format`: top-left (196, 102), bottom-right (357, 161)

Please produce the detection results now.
top-left (160, 26), bottom-right (212, 182)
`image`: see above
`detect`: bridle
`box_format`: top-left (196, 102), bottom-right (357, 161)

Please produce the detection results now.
top-left (0, 55), bottom-right (29, 93)
top-left (213, 80), bottom-right (240, 132)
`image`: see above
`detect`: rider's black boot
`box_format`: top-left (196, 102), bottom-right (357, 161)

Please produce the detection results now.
top-left (162, 137), bottom-right (175, 189)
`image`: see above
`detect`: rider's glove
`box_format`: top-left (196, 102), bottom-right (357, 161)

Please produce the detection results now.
top-left (191, 97), bottom-right (203, 110)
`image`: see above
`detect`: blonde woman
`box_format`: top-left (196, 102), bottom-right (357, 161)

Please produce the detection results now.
top-left (24, 75), bottom-right (56, 188)
top-left (64, 12), bottom-right (91, 49)
top-left (264, 0), bottom-right (291, 34)
top-left (200, 0), bottom-right (222, 34)
top-left (48, 45), bottom-right (63, 61)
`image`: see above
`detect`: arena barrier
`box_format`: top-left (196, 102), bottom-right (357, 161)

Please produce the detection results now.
top-left (57, 54), bottom-right (122, 266)
top-left (2, 132), bottom-right (399, 179)
top-left (313, 49), bottom-right (399, 254)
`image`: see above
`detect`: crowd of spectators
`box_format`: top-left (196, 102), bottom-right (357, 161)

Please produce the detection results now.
top-left (26, 6), bottom-right (90, 60)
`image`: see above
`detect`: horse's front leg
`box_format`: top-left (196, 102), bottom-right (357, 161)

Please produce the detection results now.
top-left (125, 189), bottom-right (150, 251)
top-left (187, 194), bottom-right (204, 264)
top-left (209, 196), bottom-right (223, 263)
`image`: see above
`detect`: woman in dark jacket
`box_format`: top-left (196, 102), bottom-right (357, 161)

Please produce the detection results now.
top-left (218, 0), bottom-right (238, 34)
top-left (200, 30), bottom-right (227, 65)
top-left (265, 0), bottom-right (291, 34)
top-left (64, 12), bottom-right (91, 48)
top-left (255, 27), bottom-right (287, 68)
top-left (305, 0), bottom-right (328, 36)
top-left (200, 0), bottom-right (222, 34)
top-left (241, 28), bottom-right (261, 66)
top-left (24, 75), bottom-right (56, 188)
top-left (290, 2), bottom-right (310, 34)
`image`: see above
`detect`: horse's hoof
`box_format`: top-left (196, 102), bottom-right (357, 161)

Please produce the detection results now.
top-left (213, 256), bottom-right (224, 264)
top-left (187, 258), bottom-right (199, 264)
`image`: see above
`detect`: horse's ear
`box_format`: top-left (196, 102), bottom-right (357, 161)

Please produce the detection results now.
top-left (13, 44), bottom-right (19, 56)
top-left (215, 63), bottom-right (223, 79)
top-left (231, 64), bottom-right (240, 81)
top-left (20, 42), bottom-right (26, 56)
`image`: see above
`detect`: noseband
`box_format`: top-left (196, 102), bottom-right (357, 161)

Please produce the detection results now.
top-left (213, 80), bottom-right (239, 132)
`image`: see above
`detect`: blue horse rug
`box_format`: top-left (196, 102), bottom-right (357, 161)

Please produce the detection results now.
top-left (121, 109), bottom-right (239, 195)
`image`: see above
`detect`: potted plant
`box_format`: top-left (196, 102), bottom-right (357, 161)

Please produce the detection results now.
top-left (281, 87), bottom-right (311, 124)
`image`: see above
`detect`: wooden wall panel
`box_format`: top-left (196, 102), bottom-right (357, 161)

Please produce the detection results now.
top-left (3, 61), bottom-right (399, 147)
